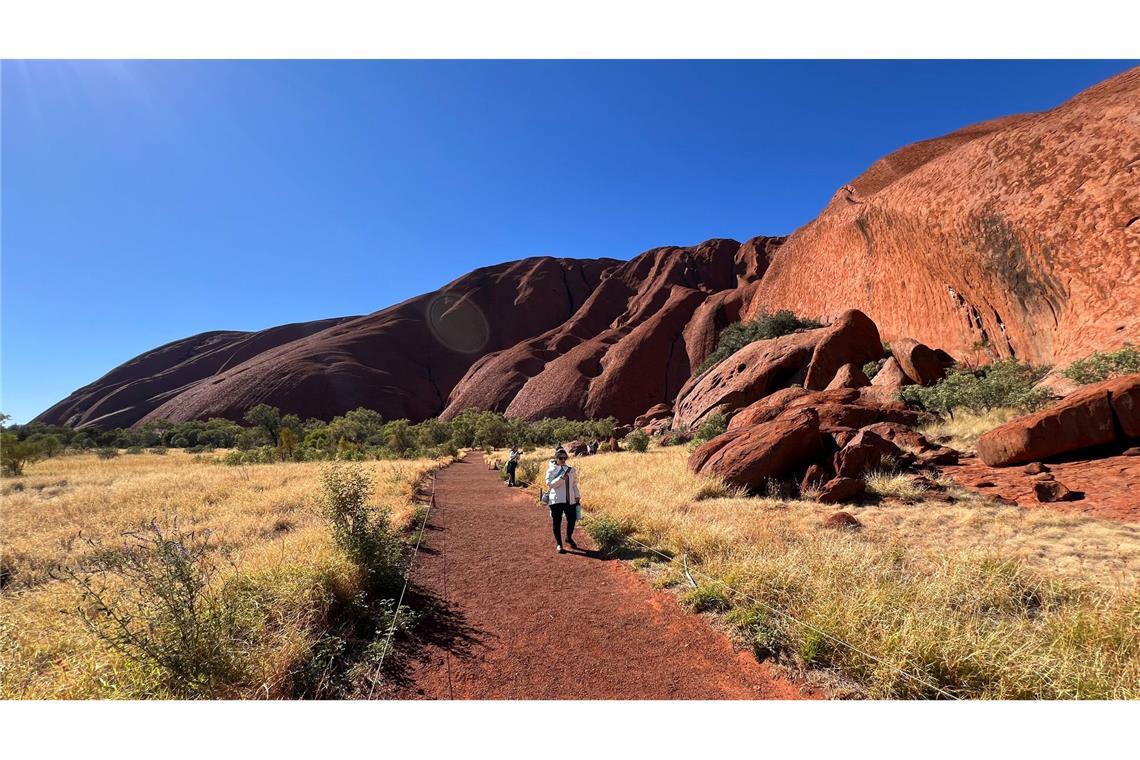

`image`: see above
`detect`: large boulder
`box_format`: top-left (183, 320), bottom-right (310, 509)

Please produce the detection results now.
top-left (728, 387), bottom-right (926, 434)
top-left (977, 374), bottom-right (1140, 466)
top-left (834, 429), bottom-right (902, 478)
top-left (689, 408), bottom-right (823, 491)
top-left (673, 309), bottom-right (883, 430)
top-left (890, 338), bottom-right (953, 386)
top-left (826, 363), bottom-right (871, 391)
top-left (803, 310), bottom-right (883, 391)
top-left (634, 403), bottom-right (673, 429)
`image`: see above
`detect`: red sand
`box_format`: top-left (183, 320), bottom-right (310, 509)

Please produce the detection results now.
top-left (383, 455), bottom-right (809, 700)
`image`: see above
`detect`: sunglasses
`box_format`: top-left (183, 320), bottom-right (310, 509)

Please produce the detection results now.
top-left (556, 456), bottom-right (567, 461)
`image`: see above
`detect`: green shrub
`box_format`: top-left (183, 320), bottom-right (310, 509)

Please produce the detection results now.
top-left (1061, 344), bottom-right (1140, 385)
top-left (54, 520), bottom-right (257, 697)
top-left (96, 448), bottom-right (119, 459)
top-left (695, 413), bottom-right (728, 443)
top-left (899, 360), bottom-right (1050, 417)
top-left (516, 458), bottom-right (541, 486)
top-left (125, 446), bottom-right (144, 455)
top-left (682, 584), bottom-right (731, 613)
top-left (623, 429), bottom-right (650, 452)
top-left (583, 514), bottom-right (627, 553)
top-left (697, 310), bottom-right (823, 374)
top-left (319, 464), bottom-right (404, 594)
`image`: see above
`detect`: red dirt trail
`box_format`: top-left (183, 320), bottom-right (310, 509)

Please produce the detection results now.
top-left (382, 454), bottom-right (809, 700)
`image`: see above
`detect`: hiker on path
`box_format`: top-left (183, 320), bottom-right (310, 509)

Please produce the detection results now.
top-left (545, 447), bottom-right (581, 554)
top-left (505, 446), bottom-right (521, 487)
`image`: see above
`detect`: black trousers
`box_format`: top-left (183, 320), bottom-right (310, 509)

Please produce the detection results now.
top-left (506, 460), bottom-right (517, 485)
top-left (550, 503), bottom-right (578, 546)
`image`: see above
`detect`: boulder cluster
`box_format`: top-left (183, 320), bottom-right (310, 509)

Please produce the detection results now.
top-left (631, 309), bottom-right (960, 502)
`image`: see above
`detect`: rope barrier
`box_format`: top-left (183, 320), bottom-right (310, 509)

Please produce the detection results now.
top-left (621, 534), bottom-right (962, 700)
top-left (367, 470), bottom-right (437, 700)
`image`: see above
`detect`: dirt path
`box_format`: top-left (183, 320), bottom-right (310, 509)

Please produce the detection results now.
top-left (381, 454), bottom-right (808, 700)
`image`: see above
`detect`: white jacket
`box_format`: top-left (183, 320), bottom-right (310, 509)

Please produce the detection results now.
top-left (545, 460), bottom-right (581, 505)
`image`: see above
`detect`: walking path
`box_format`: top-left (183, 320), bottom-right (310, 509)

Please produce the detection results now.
top-left (383, 454), bottom-right (809, 699)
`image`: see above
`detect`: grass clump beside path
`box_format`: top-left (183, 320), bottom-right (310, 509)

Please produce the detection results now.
top-left (0, 450), bottom-right (450, 699)
top-left (569, 447), bottom-right (1140, 699)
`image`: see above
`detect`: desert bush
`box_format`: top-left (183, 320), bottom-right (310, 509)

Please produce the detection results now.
top-left (125, 446), bottom-right (144, 455)
top-left (516, 457), bottom-right (541, 486)
top-left (96, 448), bottom-right (119, 459)
top-left (149, 446), bottom-right (168, 455)
top-left (697, 310), bottom-right (823, 374)
top-left (899, 360), bottom-right (1050, 417)
top-left (1061, 344), bottom-right (1140, 385)
top-left (695, 413), bottom-right (728, 443)
top-left (583, 514), bottom-right (627, 553)
top-left (319, 464), bottom-right (404, 594)
top-left (53, 520), bottom-right (257, 697)
top-left (865, 471), bottom-right (927, 504)
top-left (623, 429), bottom-right (649, 453)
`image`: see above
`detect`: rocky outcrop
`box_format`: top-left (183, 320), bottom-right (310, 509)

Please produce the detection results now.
top-left (976, 373), bottom-right (1140, 466)
top-left (673, 309), bottom-right (883, 430)
top-left (443, 237), bottom-right (784, 423)
top-left (688, 407), bottom-right (823, 490)
top-left (745, 67), bottom-right (1140, 368)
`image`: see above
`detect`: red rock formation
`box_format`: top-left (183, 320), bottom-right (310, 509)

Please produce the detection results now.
top-left (746, 67), bottom-right (1140, 367)
top-left (443, 237), bottom-right (784, 423)
top-left (688, 407), bottom-right (823, 491)
top-left (673, 309), bottom-right (883, 430)
top-left (34, 257), bottom-right (616, 428)
top-left (34, 70), bottom-right (1140, 430)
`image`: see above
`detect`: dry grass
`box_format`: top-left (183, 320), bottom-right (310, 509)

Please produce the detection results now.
top-left (920, 408), bottom-right (1022, 452)
top-left (568, 446), bottom-right (1140, 699)
top-left (0, 450), bottom-right (448, 699)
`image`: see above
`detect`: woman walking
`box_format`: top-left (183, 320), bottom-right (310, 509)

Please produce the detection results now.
top-left (545, 447), bottom-right (580, 554)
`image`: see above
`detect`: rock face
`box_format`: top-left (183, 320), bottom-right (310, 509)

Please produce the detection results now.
top-left (35, 257), bottom-right (617, 428)
top-left (745, 67), bottom-right (1140, 368)
top-left (442, 237), bottom-right (784, 423)
top-left (976, 373), bottom-right (1140, 466)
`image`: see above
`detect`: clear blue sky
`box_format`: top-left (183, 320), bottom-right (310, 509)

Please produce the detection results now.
top-left (2, 60), bottom-right (1135, 424)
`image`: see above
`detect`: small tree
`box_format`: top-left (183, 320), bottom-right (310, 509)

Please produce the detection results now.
top-left (243, 404), bottom-right (282, 445)
top-left (2, 432), bottom-right (42, 476)
top-left (319, 464), bottom-right (404, 593)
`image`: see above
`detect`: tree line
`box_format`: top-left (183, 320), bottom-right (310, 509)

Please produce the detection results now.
top-left (1, 407), bottom-right (618, 474)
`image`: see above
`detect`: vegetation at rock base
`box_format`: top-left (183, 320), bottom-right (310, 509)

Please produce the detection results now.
top-left (696, 310), bottom-right (823, 374)
top-left (1061, 344), bottom-right (1140, 384)
top-left (898, 360), bottom-right (1050, 418)
top-left (567, 447), bottom-right (1140, 699)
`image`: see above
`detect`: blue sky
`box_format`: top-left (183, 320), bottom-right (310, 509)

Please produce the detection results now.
top-left (2, 60), bottom-right (1135, 424)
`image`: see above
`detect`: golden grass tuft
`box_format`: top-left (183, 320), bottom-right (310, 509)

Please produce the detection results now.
top-left (568, 447), bottom-right (1140, 699)
top-left (920, 407), bottom-right (1023, 452)
top-left (0, 450), bottom-right (448, 699)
